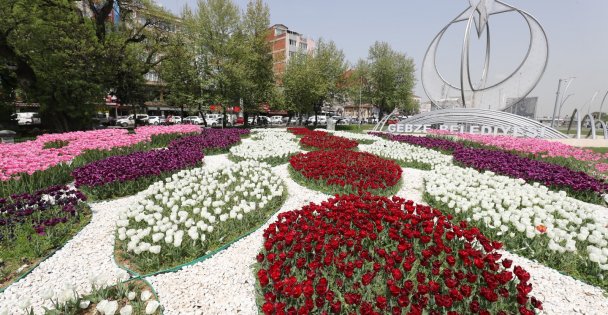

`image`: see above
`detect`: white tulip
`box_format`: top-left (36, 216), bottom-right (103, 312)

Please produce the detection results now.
top-left (141, 290), bottom-right (153, 301)
top-left (145, 300), bottom-right (160, 314)
top-left (79, 300), bottom-right (91, 309)
top-left (120, 305), bottom-right (133, 315)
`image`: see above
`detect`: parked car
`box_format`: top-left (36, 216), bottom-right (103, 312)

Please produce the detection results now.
top-left (116, 114), bottom-right (149, 127)
top-left (171, 116), bottom-right (182, 124)
top-left (235, 117), bottom-right (245, 125)
top-left (184, 116), bottom-right (204, 125)
top-left (270, 116), bottom-right (284, 125)
top-left (148, 116), bottom-right (166, 125)
top-left (306, 115), bottom-right (327, 125)
top-left (208, 117), bottom-right (233, 127)
top-left (11, 112), bottom-right (41, 125)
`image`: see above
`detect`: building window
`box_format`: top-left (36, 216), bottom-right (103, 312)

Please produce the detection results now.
top-left (299, 43), bottom-right (307, 50)
top-left (289, 39), bottom-right (296, 46)
top-left (275, 28), bottom-right (284, 36)
top-left (289, 51), bottom-right (297, 58)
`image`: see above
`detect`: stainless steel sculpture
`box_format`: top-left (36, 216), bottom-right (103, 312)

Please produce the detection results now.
top-left (422, 0), bottom-right (549, 109)
top-left (391, 109), bottom-right (567, 139)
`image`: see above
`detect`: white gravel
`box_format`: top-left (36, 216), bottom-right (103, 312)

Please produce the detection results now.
top-left (2, 154), bottom-right (608, 314)
top-left (0, 196), bottom-right (134, 313)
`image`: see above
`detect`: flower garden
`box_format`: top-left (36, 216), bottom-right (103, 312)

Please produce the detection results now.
top-left (2, 126), bottom-right (608, 314)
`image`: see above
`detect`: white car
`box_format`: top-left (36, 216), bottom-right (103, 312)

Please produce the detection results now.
top-left (148, 116), bottom-right (166, 125)
top-left (270, 116), bottom-right (284, 124)
top-left (307, 115), bottom-right (327, 125)
top-left (11, 112), bottom-right (41, 125)
top-left (184, 116), bottom-right (204, 124)
top-left (207, 117), bottom-right (232, 127)
top-left (116, 114), bottom-right (149, 127)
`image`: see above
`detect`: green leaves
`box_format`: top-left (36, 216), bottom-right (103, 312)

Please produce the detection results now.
top-left (352, 41), bottom-right (418, 116)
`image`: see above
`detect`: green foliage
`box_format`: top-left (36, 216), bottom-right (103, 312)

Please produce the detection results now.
top-left (43, 140), bottom-right (70, 149)
top-left (351, 41), bottom-right (417, 116)
top-left (282, 39), bottom-right (348, 119)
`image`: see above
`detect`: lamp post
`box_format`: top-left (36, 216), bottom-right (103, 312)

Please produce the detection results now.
top-left (551, 77), bottom-right (575, 128)
top-left (556, 93), bottom-right (573, 127)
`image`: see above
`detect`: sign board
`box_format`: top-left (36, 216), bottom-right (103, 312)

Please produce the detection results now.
top-left (387, 123), bottom-right (549, 138)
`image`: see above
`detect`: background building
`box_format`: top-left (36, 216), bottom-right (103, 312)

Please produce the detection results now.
top-left (504, 97), bottom-right (538, 119)
top-left (266, 24), bottom-right (315, 77)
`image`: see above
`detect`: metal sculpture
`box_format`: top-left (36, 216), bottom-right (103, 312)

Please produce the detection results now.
top-left (393, 109), bottom-right (567, 139)
top-left (422, 0), bottom-right (549, 109)
top-left (567, 108), bottom-right (608, 140)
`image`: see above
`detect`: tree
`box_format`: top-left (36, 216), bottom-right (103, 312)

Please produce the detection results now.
top-left (190, 0), bottom-right (242, 127)
top-left (1, 0), bottom-right (107, 131)
top-left (240, 0), bottom-right (274, 126)
top-left (159, 29), bottom-right (199, 119)
top-left (0, 0), bottom-right (175, 131)
top-left (282, 39), bottom-right (347, 126)
top-left (356, 41), bottom-right (417, 117)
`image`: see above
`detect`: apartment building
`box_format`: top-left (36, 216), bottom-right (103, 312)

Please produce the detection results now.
top-left (266, 24), bottom-right (315, 77)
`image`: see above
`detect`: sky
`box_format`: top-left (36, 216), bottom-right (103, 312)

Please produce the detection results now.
top-left (157, 0), bottom-right (608, 118)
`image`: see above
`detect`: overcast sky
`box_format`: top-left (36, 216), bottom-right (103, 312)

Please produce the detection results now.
top-left (157, 0), bottom-right (608, 117)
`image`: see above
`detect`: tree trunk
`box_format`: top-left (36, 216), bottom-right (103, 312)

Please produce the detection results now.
top-left (244, 112), bottom-right (249, 127)
top-left (198, 104), bottom-right (207, 127)
top-left (222, 106), bottom-right (227, 128)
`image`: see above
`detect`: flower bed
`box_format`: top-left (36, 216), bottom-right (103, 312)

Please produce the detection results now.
top-left (362, 139), bottom-right (452, 170)
top-left (328, 131), bottom-right (382, 144)
top-left (115, 161), bottom-right (286, 274)
top-left (0, 126), bottom-right (201, 198)
top-left (1, 186), bottom-right (89, 288)
top-left (229, 135), bottom-right (301, 166)
top-left (37, 279), bottom-right (160, 315)
top-left (287, 127), bottom-right (322, 136)
top-left (72, 147), bottom-right (204, 200)
top-left (453, 147), bottom-right (608, 204)
top-left (256, 194), bottom-right (542, 315)
top-left (431, 130), bottom-right (608, 162)
top-left (168, 128), bottom-right (249, 155)
top-left (250, 129), bottom-right (297, 142)
top-left (300, 133), bottom-right (358, 151)
top-left (289, 150), bottom-right (402, 196)
top-left (389, 134), bottom-right (466, 153)
top-left (425, 164), bottom-right (608, 290)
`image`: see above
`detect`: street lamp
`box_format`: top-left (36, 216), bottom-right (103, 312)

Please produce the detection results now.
top-left (556, 93), bottom-right (573, 127)
top-left (551, 77), bottom-right (575, 128)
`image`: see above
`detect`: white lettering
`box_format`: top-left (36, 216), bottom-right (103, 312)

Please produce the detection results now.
top-left (423, 125), bottom-right (431, 133)
top-left (396, 124), bottom-right (405, 133)
top-left (481, 126), bottom-right (492, 134)
top-left (470, 126), bottom-right (480, 134)
top-left (388, 124), bottom-right (396, 133)
top-left (440, 125), bottom-right (449, 131)
top-left (405, 124), bottom-right (413, 133)
top-left (450, 125), bottom-right (460, 132)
